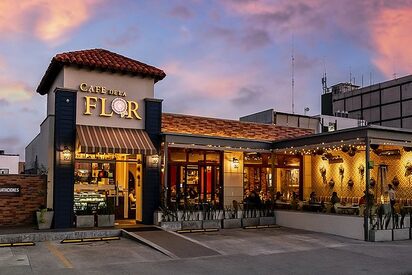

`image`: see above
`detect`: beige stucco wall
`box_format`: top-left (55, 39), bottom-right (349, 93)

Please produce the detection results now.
top-left (46, 70), bottom-right (64, 116)
top-left (63, 66), bottom-right (154, 129)
top-left (223, 151), bottom-right (244, 207)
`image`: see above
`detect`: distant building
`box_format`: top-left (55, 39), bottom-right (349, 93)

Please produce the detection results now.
top-left (0, 150), bottom-right (20, 174)
top-left (239, 109), bottom-right (363, 133)
top-left (321, 75), bottom-right (412, 128)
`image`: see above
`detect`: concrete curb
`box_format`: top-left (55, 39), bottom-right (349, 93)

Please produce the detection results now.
top-left (0, 229), bottom-right (121, 243)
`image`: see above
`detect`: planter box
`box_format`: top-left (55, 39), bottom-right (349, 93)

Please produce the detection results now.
top-left (259, 216), bottom-right (276, 226)
top-left (153, 211), bottom-right (162, 225)
top-left (182, 220), bottom-right (202, 230)
top-left (36, 211), bottom-right (54, 230)
top-left (369, 229), bottom-right (392, 242)
top-left (393, 228), bottom-right (410, 241)
top-left (223, 218), bottom-right (242, 229)
top-left (202, 219), bottom-right (221, 229)
top-left (76, 215), bottom-right (95, 228)
top-left (97, 214), bottom-right (115, 227)
top-left (160, 221), bottom-right (182, 231)
top-left (242, 217), bottom-right (259, 227)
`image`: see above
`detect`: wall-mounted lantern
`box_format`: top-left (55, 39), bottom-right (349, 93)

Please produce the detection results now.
top-left (147, 155), bottom-right (159, 168)
top-left (232, 157), bottom-right (239, 169)
top-left (61, 146), bottom-right (72, 162)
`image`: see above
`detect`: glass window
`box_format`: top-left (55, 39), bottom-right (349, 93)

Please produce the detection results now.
top-left (402, 100), bottom-right (412, 116)
top-left (381, 119), bottom-right (401, 128)
top-left (243, 167), bottom-right (272, 202)
top-left (381, 86), bottom-right (400, 104)
top-left (346, 96), bottom-right (361, 111)
top-left (402, 82), bottom-right (412, 100)
top-left (205, 152), bottom-right (220, 163)
top-left (169, 149), bottom-right (186, 162)
top-left (381, 103), bottom-right (400, 120)
top-left (188, 151), bottom-right (204, 163)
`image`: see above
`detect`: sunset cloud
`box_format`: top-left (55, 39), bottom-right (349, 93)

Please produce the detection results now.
top-left (371, 8), bottom-right (412, 77)
top-left (0, 0), bottom-right (102, 44)
top-left (0, 79), bottom-right (32, 102)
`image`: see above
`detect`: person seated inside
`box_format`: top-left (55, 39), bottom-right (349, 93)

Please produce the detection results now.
top-left (330, 191), bottom-right (340, 213)
top-left (309, 191), bottom-right (318, 204)
top-left (129, 188), bottom-right (136, 209)
top-left (247, 190), bottom-right (261, 209)
top-left (275, 191), bottom-right (283, 203)
top-left (188, 187), bottom-right (198, 199)
top-left (170, 185), bottom-right (177, 203)
top-left (128, 188), bottom-right (137, 219)
top-left (331, 192), bottom-right (340, 205)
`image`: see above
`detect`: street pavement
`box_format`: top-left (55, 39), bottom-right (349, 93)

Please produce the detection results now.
top-left (0, 227), bottom-right (411, 275)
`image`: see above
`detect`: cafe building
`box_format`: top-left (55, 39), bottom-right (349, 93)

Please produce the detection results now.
top-left (25, 49), bottom-right (312, 228)
top-left (25, 49), bottom-right (412, 241)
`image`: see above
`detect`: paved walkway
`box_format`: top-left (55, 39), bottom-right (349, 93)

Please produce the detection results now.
top-left (0, 227), bottom-right (411, 274)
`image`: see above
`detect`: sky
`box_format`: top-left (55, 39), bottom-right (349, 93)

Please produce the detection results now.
top-left (1, 0), bottom-right (412, 158)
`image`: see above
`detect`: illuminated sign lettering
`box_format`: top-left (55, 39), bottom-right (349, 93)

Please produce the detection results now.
top-left (79, 83), bottom-right (142, 120)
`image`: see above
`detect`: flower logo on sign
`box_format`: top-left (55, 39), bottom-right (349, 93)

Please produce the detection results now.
top-left (111, 98), bottom-right (128, 117)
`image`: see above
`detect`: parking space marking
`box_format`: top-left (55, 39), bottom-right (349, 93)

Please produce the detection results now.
top-left (45, 241), bottom-right (73, 269)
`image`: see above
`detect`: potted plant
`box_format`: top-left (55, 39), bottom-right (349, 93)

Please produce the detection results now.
top-left (222, 204), bottom-right (242, 229)
top-left (75, 205), bottom-right (95, 228)
top-left (36, 205), bottom-right (54, 230)
top-left (159, 206), bottom-right (181, 231)
top-left (242, 206), bottom-right (260, 227)
top-left (202, 204), bottom-right (222, 229)
top-left (181, 204), bottom-right (202, 230)
top-left (97, 201), bottom-right (115, 227)
top-left (259, 202), bottom-right (276, 226)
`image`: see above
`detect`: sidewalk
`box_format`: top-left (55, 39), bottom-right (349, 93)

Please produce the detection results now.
top-left (0, 224), bottom-right (130, 243)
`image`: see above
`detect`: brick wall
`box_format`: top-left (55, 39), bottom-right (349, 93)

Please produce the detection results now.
top-left (0, 175), bottom-right (47, 226)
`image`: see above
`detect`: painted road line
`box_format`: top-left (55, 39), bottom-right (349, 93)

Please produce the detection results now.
top-left (61, 237), bottom-right (120, 244)
top-left (204, 228), bottom-right (219, 232)
top-left (101, 237), bottom-right (120, 241)
top-left (12, 242), bottom-right (35, 247)
top-left (45, 241), bottom-right (73, 269)
top-left (82, 238), bottom-right (102, 242)
top-left (61, 239), bottom-right (82, 244)
top-left (0, 242), bottom-right (35, 247)
top-left (177, 228), bottom-right (220, 234)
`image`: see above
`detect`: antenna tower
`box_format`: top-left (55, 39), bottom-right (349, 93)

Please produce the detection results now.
top-left (321, 59), bottom-right (327, 94)
top-left (291, 36), bottom-right (295, 114)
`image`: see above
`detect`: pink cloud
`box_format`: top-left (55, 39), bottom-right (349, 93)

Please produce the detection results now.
top-left (0, 0), bottom-right (103, 44)
top-left (371, 8), bottom-right (412, 77)
top-left (0, 79), bottom-right (32, 102)
top-left (162, 59), bottom-right (258, 99)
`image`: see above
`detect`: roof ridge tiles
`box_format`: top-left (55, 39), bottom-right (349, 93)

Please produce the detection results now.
top-left (36, 48), bottom-right (166, 95)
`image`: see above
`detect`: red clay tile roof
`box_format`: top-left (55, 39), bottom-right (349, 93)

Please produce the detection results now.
top-left (162, 113), bottom-right (313, 142)
top-left (36, 49), bottom-right (166, 95)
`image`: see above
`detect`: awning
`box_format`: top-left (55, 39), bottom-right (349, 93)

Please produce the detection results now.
top-left (76, 125), bottom-right (157, 155)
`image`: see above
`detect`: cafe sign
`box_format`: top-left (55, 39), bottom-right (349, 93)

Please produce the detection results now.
top-left (79, 83), bottom-right (142, 120)
top-left (0, 185), bottom-right (21, 197)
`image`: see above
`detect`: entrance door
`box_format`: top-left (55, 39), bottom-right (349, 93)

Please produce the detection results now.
top-left (199, 165), bottom-right (221, 206)
top-left (127, 161), bottom-right (143, 222)
top-left (167, 164), bottom-right (222, 207)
